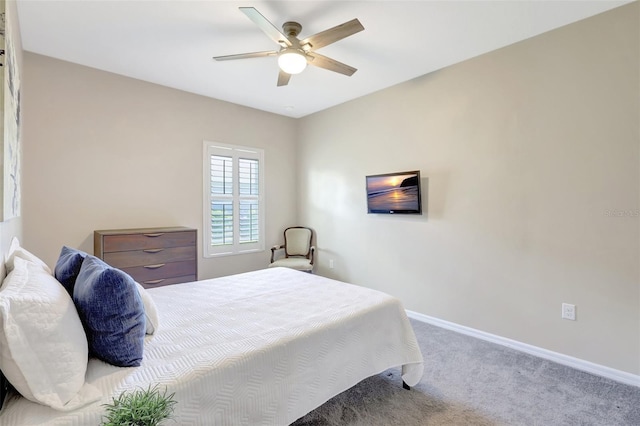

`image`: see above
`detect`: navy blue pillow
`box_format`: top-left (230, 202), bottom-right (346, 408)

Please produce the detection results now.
top-left (73, 255), bottom-right (145, 367)
top-left (54, 246), bottom-right (88, 296)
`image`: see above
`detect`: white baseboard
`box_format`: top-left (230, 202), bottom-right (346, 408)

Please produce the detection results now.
top-left (406, 310), bottom-right (640, 388)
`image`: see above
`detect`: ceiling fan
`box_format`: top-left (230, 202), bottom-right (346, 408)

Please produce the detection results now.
top-left (213, 7), bottom-right (364, 87)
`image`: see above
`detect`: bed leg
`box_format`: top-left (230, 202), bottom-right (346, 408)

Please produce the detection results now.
top-left (402, 381), bottom-right (410, 390)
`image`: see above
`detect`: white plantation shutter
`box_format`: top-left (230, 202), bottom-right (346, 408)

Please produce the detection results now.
top-left (210, 155), bottom-right (233, 246)
top-left (238, 158), bottom-right (260, 244)
top-left (210, 155), bottom-right (233, 194)
top-left (238, 158), bottom-right (259, 196)
top-left (204, 142), bottom-right (264, 256)
top-left (211, 200), bottom-right (233, 245)
top-left (239, 200), bottom-right (259, 243)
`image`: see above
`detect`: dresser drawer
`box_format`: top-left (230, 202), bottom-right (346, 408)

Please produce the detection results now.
top-left (120, 260), bottom-right (196, 283)
top-left (102, 231), bottom-right (196, 252)
top-left (103, 246), bottom-right (196, 269)
top-left (139, 275), bottom-right (197, 289)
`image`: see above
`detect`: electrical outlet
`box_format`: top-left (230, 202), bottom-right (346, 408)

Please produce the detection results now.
top-left (562, 303), bottom-right (576, 321)
top-left (329, 259), bottom-right (335, 269)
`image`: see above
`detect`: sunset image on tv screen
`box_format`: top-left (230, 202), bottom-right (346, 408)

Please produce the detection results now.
top-left (366, 173), bottom-right (420, 213)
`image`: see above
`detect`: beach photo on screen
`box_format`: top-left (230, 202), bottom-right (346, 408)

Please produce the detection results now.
top-left (366, 171), bottom-right (421, 214)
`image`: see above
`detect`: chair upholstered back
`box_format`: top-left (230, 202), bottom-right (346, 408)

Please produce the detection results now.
top-left (269, 226), bottom-right (315, 272)
top-left (284, 227), bottom-right (312, 257)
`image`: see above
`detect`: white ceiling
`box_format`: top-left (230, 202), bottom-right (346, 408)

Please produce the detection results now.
top-left (17, 0), bottom-right (630, 118)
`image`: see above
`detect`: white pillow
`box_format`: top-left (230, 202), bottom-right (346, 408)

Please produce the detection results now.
top-left (136, 282), bottom-right (159, 335)
top-left (5, 236), bottom-right (52, 275)
top-left (0, 257), bottom-right (101, 410)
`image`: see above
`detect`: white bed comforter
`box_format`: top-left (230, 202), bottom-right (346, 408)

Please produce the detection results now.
top-left (0, 267), bottom-right (423, 425)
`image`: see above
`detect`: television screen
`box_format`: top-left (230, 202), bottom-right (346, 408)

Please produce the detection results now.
top-left (366, 170), bottom-right (422, 214)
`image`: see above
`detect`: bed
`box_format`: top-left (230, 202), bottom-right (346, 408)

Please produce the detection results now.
top-left (0, 265), bottom-right (423, 425)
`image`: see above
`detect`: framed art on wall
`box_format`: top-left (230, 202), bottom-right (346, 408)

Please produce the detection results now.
top-left (0, 0), bottom-right (20, 221)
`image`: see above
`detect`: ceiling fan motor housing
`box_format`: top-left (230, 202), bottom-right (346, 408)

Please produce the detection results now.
top-left (282, 21), bottom-right (302, 38)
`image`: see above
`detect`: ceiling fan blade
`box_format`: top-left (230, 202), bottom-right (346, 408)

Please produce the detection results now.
top-left (240, 7), bottom-right (292, 48)
top-left (213, 51), bottom-right (278, 61)
top-left (277, 70), bottom-right (291, 87)
top-left (301, 19), bottom-right (364, 50)
top-left (307, 52), bottom-right (357, 76)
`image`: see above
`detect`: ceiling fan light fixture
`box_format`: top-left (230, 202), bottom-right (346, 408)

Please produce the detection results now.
top-left (278, 49), bottom-right (307, 74)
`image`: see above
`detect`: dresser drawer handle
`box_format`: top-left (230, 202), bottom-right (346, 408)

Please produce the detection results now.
top-left (143, 233), bottom-right (165, 238)
top-left (143, 248), bottom-right (164, 253)
top-left (143, 279), bottom-right (165, 285)
top-left (144, 263), bottom-right (166, 269)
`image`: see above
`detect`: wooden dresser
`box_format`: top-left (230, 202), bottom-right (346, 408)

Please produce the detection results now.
top-left (94, 226), bottom-right (197, 288)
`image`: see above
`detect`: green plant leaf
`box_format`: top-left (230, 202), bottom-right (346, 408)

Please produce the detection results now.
top-left (101, 384), bottom-right (177, 426)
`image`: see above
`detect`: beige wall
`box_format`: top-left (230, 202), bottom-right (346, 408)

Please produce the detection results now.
top-left (0, 0), bottom-right (23, 275)
top-left (298, 3), bottom-right (639, 374)
top-left (21, 54), bottom-right (298, 279)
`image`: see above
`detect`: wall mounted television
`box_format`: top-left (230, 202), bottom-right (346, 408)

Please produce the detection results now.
top-left (366, 170), bottom-right (422, 214)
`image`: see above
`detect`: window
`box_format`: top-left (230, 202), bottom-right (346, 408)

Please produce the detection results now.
top-left (203, 141), bottom-right (264, 257)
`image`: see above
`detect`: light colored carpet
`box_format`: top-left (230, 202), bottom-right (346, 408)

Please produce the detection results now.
top-left (292, 319), bottom-right (640, 425)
